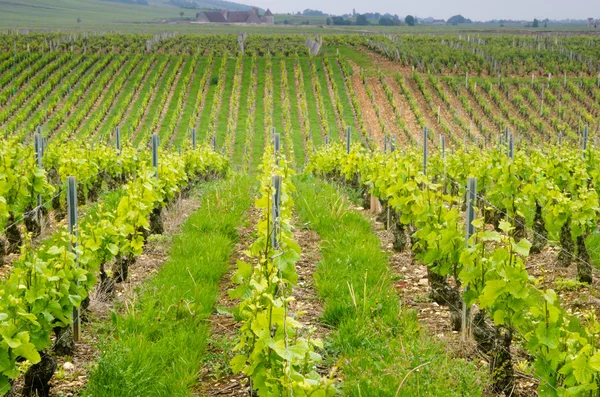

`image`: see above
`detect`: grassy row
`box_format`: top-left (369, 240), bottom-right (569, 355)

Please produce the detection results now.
top-left (251, 58), bottom-right (266, 168)
top-left (121, 56), bottom-right (168, 141)
top-left (85, 176), bottom-right (254, 396)
top-left (298, 58), bottom-right (326, 146)
top-left (158, 55), bottom-right (195, 143)
top-left (214, 58), bottom-right (236, 149)
top-left (294, 176), bottom-right (487, 396)
top-left (196, 57), bottom-right (222, 142)
top-left (313, 58), bottom-right (341, 140)
top-left (232, 57), bottom-right (252, 166)
top-left (174, 57), bottom-right (209, 149)
top-left (96, 56), bottom-right (156, 139)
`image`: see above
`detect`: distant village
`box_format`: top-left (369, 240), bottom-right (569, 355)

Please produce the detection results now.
top-left (176, 6), bottom-right (600, 28)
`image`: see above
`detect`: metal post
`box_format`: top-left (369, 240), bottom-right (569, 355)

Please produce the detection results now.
top-left (192, 128), bottom-right (196, 150)
top-left (271, 175), bottom-right (282, 249)
top-left (383, 135), bottom-right (388, 153)
top-left (67, 176), bottom-right (80, 342)
top-left (508, 134), bottom-right (514, 160)
top-left (463, 176), bottom-right (477, 340)
top-left (325, 134), bottom-right (329, 145)
top-left (583, 125), bottom-right (589, 158)
top-left (423, 127), bottom-right (428, 175)
top-left (34, 132), bottom-right (43, 226)
top-left (440, 135), bottom-right (445, 158)
top-left (346, 127), bottom-right (351, 154)
top-left (152, 134), bottom-right (159, 179)
top-left (116, 127), bottom-right (121, 155)
top-left (212, 135), bottom-right (216, 152)
top-left (274, 133), bottom-right (280, 165)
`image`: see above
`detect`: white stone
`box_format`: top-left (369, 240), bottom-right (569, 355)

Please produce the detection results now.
top-left (418, 278), bottom-right (429, 286)
top-left (63, 362), bottom-right (75, 371)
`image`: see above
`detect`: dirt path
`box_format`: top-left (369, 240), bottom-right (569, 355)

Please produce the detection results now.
top-left (459, 84), bottom-right (498, 139)
top-left (424, 77), bottom-right (470, 143)
top-left (347, 64), bottom-right (384, 147)
top-left (386, 75), bottom-right (422, 144)
top-left (369, 73), bottom-right (409, 146)
top-left (439, 80), bottom-right (482, 140)
top-left (405, 75), bottom-right (447, 139)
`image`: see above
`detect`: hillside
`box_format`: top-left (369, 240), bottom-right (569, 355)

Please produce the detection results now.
top-left (0, 0), bottom-right (257, 30)
top-left (149, 0), bottom-right (255, 11)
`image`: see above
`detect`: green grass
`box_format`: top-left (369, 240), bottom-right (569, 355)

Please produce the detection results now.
top-left (121, 56), bottom-right (166, 141)
top-left (174, 57), bottom-right (209, 148)
top-left (324, 46), bottom-right (373, 70)
top-left (298, 58), bottom-right (325, 147)
top-left (284, 58), bottom-right (308, 166)
top-left (231, 57), bottom-right (252, 166)
top-left (97, 57), bottom-right (152, 139)
top-left (158, 56), bottom-right (193, 143)
top-left (5, 54), bottom-right (83, 133)
top-left (294, 176), bottom-right (487, 396)
top-left (251, 58), bottom-right (266, 168)
top-left (311, 59), bottom-right (340, 140)
top-left (271, 58), bottom-right (285, 146)
top-left (52, 56), bottom-right (118, 140)
top-left (197, 58), bottom-right (221, 142)
top-left (136, 56), bottom-right (180, 145)
top-left (327, 56), bottom-right (359, 133)
top-left (215, 58), bottom-right (236, 149)
top-left (79, 56), bottom-right (138, 139)
top-left (85, 175), bottom-right (254, 397)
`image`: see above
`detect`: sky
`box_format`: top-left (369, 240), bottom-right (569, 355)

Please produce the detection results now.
top-left (252, 0), bottom-right (599, 21)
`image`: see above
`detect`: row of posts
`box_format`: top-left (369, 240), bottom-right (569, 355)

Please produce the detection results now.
top-left (33, 125), bottom-right (223, 342)
top-left (31, 118), bottom-right (595, 341)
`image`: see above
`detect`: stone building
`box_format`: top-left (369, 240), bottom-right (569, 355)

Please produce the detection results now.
top-left (195, 7), bottom-right (274, 24)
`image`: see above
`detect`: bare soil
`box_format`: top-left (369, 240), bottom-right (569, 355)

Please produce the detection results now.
top-left (385, 75), bottom-right (422, 144)
top-left (347, 64), bottom-right (384, 145)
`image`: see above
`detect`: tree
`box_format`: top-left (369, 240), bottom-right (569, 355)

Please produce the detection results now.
top-left (302, 9), bottom-right (326, 16)
top-left (326, 17), bottom-right (332, 25)
top-left (379, 17), bottom-right (394, 26)
top-left (532, 18), bottom-right (539, 27)
top-left (332, 16), bottom-right (350, 25)
top-left (405, 15), bottom-right (415, 26)
top-left (180, 11), bottom-right (184, 18)
top-left (356, 14), bottom-right (368, 26)
top-left (447, 14), bottom-right (472, 25)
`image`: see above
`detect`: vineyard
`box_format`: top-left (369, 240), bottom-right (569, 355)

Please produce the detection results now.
top-left (1, 31), bottom-right (600, 396)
